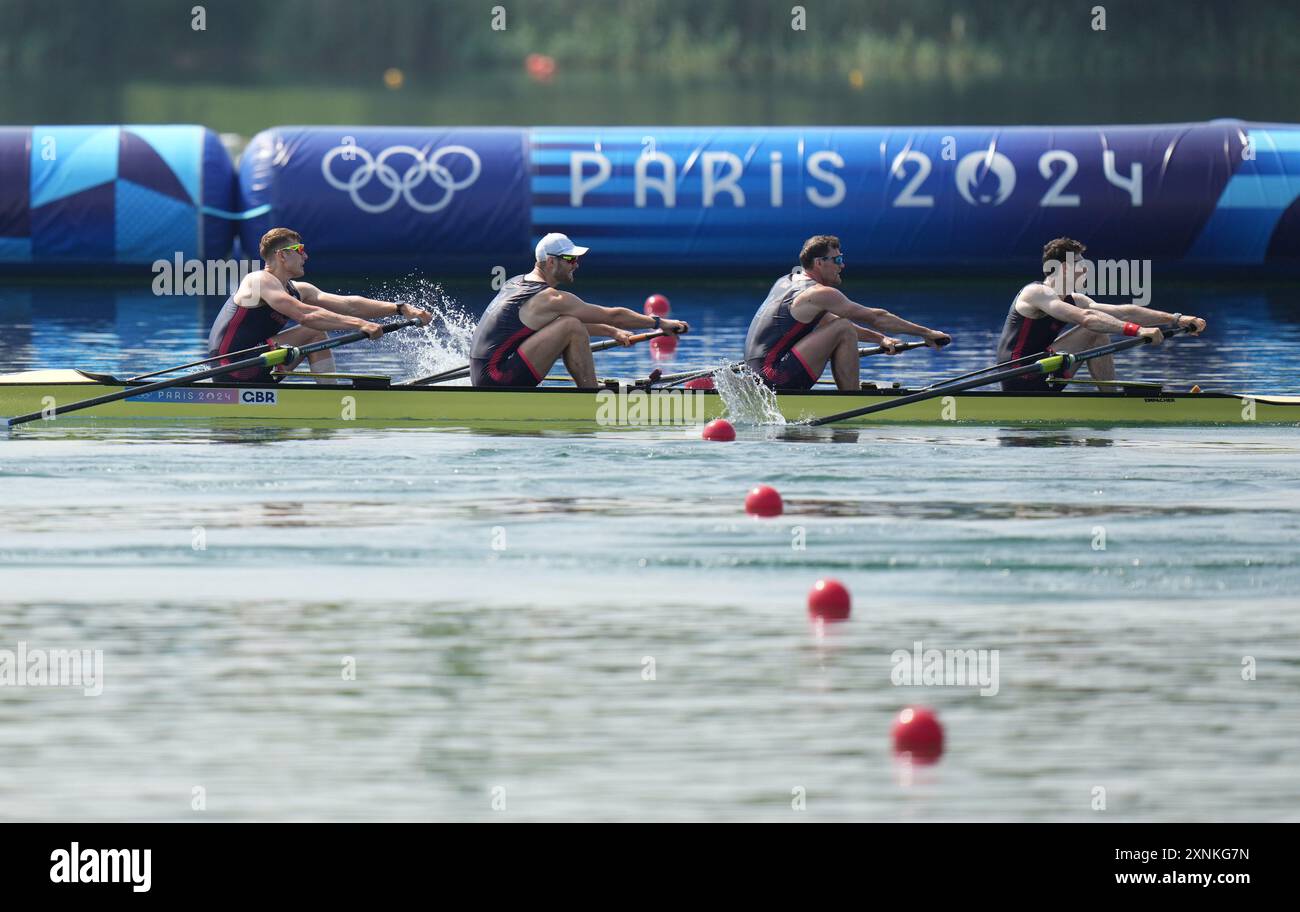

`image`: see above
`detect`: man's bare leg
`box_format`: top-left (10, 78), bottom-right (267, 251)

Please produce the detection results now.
top-left (269, 326), bottom-right (338, 382)
top-left (518, 316), bottom-right (596, 387)
top-left (1053, 328), bottom-right (1114, 382)
top-left (791, 316), bottom-right (859, 391)
top-left (560, 344), bottom-right (597, 387)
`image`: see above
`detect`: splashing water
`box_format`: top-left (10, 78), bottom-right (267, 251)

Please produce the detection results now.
top-left (713, 363), bottom-right (786, 426)
top-left (367, 276), bottom-right (477, 382)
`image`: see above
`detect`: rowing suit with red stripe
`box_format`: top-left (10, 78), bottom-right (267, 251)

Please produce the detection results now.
top-left (996, 286), bottom-right (1078, 392)
top-left (470, 275), bottom-right (549, 387)
top-left (744, 268), bottom-right (822, 389)
top-left (205, 278), bottom-right (298, 383)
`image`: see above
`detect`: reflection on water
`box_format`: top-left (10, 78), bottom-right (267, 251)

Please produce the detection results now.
top-left (0, 421), bottom-right (356, 446)
top-left (1, 420), bottom-right (623, 444)
top-left (996, 432), bottom-right (1116, 448)
top-left (775, 426), bottom-right (861, 444)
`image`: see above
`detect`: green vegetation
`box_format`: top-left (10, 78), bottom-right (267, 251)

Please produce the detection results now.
top-left (2, 0), bottom-right (1297, 131)
top-left (3, 0), bottom-right (1298, 83)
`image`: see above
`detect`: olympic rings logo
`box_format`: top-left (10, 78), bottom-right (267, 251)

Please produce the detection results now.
top-left (320, 144), bottom-right (482, 214)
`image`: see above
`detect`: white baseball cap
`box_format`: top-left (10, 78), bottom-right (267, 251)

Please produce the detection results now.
top-left (535, 232), bottom-right (590, 261)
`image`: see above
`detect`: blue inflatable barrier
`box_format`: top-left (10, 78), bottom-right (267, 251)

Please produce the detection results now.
top-left (238, 127), bottom-right (529, 273)
top-left (0, 125), bottom-right (237, 268)
top-left (4, 121), bottom-right (1298, 274)
top-left (528, 121), bottom-right (1300, 272)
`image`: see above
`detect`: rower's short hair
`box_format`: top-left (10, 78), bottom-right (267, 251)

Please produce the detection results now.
top-left (799, 235), bottom-right (841, 269)
top-left (259, 227), bottom-right (303, 262)
top-left (1042, 237), bottom-right (1086, 268)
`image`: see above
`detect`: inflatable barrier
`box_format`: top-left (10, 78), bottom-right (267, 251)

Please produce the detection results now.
top-left (0, 125), bottom-right (237, 268)
top-left (530, 121), bottom-right (1300, 272)
top-left (238, 127), bottom-right (529, 273)
top-left (3, 121), bottom-right (1297, 274)
top-left (236, 120), bottom-right (1298, 274)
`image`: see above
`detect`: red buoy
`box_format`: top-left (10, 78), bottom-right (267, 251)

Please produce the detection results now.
top-left (702, 419), bottom-right (735, 441)
top-left (807, 578), bottom-right (850, 621)
top-left (892, 706), bottom-right (944, 763)
top-left (745, 485), bottom-right (783, 517)
top-left (650, 334), bottom-right (677, 360)
top-left (644, 294), bottom-right (671, 316)
top-left (683, 376), bottom-right (714, 390)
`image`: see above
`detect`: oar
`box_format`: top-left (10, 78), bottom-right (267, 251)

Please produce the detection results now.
top-left (402, 329), bottom-right (669, 386)
top-left (655, 340), bottom-right (932, 388)
top-left (127, 343), bottom-right (276, 381)
top-left (915, 348), bottom-right (1050, 392)
top-left (2, 319), bottom-right (422, 428)
top-left (808, 327), bottom-right (1186, 426)
top-left (912, 328), bottom-right (1092, 392)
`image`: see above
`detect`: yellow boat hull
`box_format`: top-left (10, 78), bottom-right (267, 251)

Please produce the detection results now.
top-left (1, 370), bottom-right (1297, 427)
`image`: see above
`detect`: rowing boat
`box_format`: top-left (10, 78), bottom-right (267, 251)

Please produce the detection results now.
top-left (2, 369), bottom-right (1296, 427)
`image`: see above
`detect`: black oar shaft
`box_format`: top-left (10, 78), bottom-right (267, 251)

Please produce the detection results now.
top-left (916, 349), bottom-right (1046, 391)
top-left (656, 340), bottom-right (930, 387)
top-left (128, 343), bottom-right (275, 382)
top-left (4, 319), bottom-right (420, 427)
top-left (810, 327), bottom-right (1184, 426)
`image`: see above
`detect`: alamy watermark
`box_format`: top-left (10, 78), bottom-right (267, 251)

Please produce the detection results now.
top-left (0, 641), bottom-right (104, 696)
top-left (151, 254), bottom-right (260, 296)
top-left (595, 388), bottom-right (706, 426)
top-left (50, 843), bottom-right (150, 892)
top-left (891, 640), bottom-right (999, 696)
top-left (1045, 251), bottom-right (1152, 305)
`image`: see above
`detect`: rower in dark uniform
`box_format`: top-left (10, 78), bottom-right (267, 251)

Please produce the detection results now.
top-left (744, 268), bottom-right (822, 388)
top-left (205, 227), bottom-right (431, 384)
top-left (995, 237), bottom-right (1207, 392)
top-left (743, 235), bottom-right (951, 391)
top-left (469, 274), bottom-right (549, 387)
top-left (995, 291), bottom-right (1076, 392)
top-left (469, 233), bottom-right (688, 388)
top-left (207, 279), bottom-right (298, 382)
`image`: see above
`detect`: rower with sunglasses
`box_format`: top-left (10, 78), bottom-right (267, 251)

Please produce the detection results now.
top-left (744, 235), bottom-right (951, 391)
top-left (469, 233), bottom-right (688, 388)
top-left (206, 227), bottom-right (432, 384)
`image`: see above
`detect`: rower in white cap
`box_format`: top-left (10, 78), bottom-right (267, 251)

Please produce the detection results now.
top-left (469, 233), bottom-right (689, 388)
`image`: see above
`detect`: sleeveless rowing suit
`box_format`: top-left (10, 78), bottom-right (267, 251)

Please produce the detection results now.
top-left (470, 275), bottom-right (549, 387)
top-left (995, 286), bottom-right (1076, 392)
top-left (206, 278), bottom-right (298, 382)
top-left (744, 268), bottom-right (822, 389)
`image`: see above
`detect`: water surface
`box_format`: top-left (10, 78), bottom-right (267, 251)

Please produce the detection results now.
top-left (1, 279), bottom-right (1298, 821)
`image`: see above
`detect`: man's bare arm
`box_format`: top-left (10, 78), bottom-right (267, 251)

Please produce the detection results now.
top-left (249, 280), bottom-right (379, 333)
top-left (1033, 289), bottom-right (1149, 334)
top-left (303, 285), bottom-right (399, 319)
top-left (806, 287), bottom-right (950, 346)
top-left (544, 291), bottom-right (689, 335)
top-left (1073, 293), bottom-right (1206, 333)
top-left (298, 283), bottom-right (433, 327)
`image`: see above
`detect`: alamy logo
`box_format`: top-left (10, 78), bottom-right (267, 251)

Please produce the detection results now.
top-left (50, 843), bottom-right (151, 892)
top-left (595, 388), bottom-right (707, 425)
top-left (0, 642), bottom-right (103, 696)
top-left (891, 640), bottom-right (1000, 696)
top-left (321, 144), bottom-right (482, 213)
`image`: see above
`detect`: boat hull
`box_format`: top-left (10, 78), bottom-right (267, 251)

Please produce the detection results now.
top-left (1, 371), bottom-right (1297, 427)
